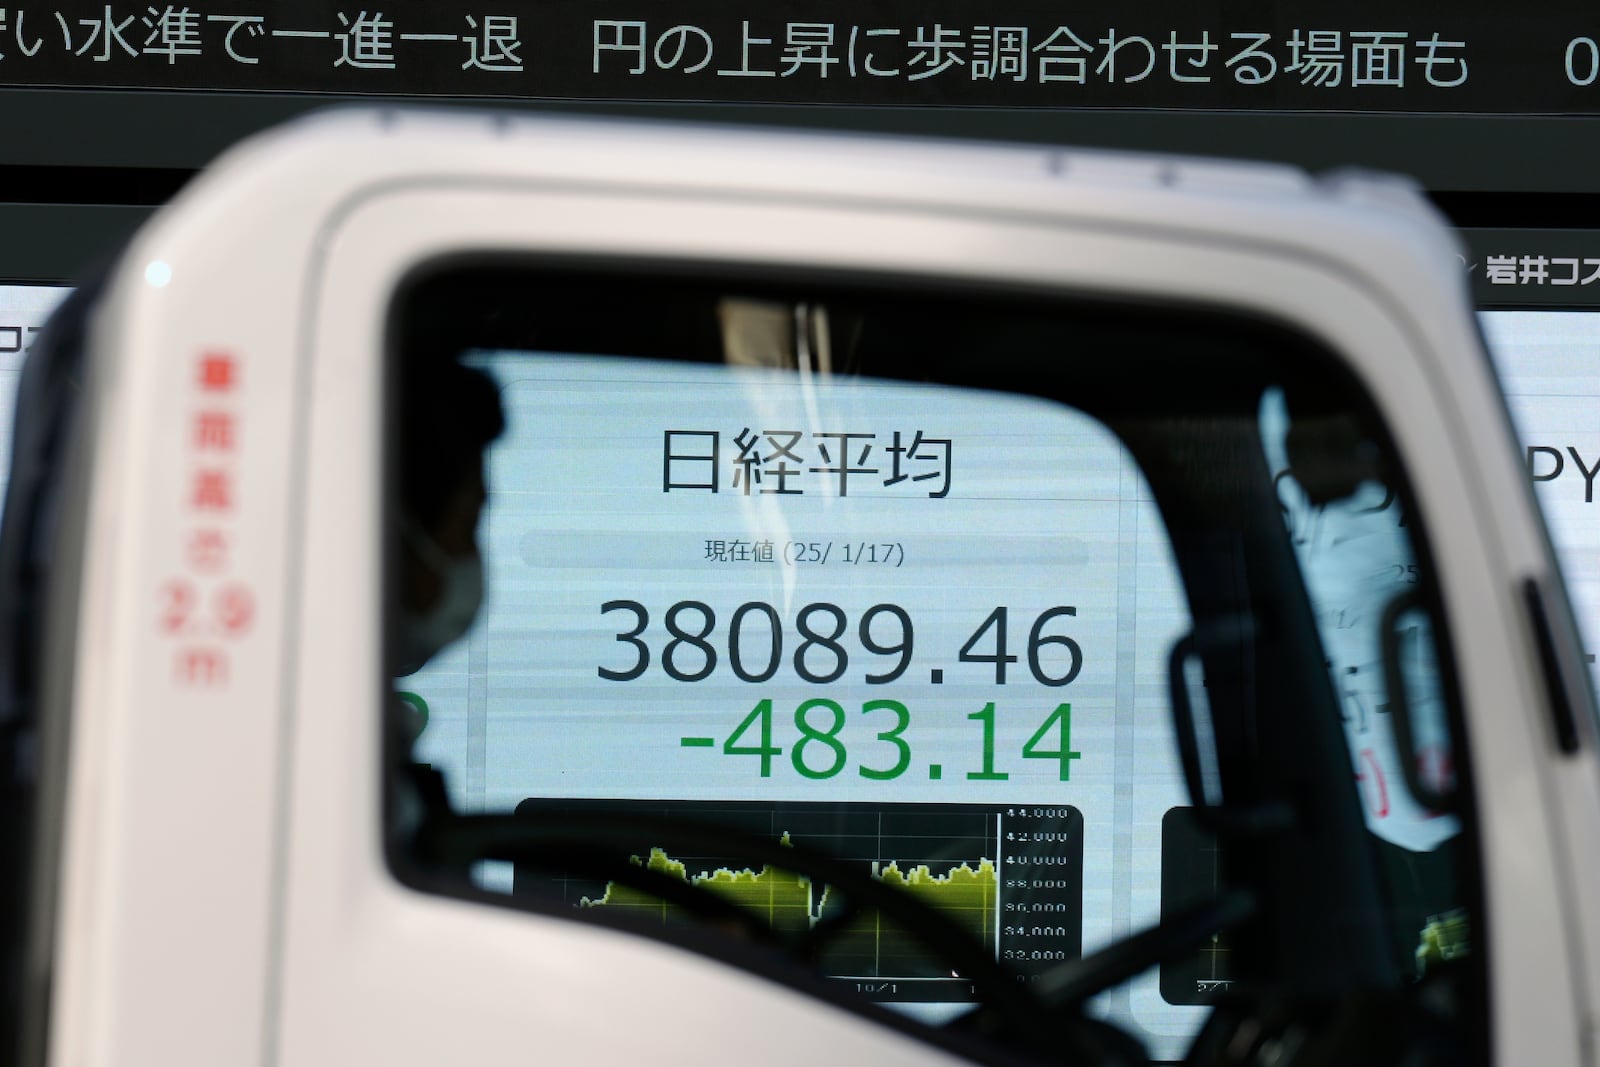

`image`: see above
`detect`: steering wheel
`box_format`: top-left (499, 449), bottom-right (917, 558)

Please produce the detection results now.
top-left (413, 808), bottom-right (1255, 1064)
top-left (413, 809), bottom-right (1064, 1052)
top-left (1037, 891), bottom-right (1255, 1008)
top-left (941, 890), bottom-right (1255, 1061)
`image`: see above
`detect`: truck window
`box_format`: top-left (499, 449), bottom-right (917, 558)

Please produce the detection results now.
top-left (385, 265), bottom-right (1485, 1065)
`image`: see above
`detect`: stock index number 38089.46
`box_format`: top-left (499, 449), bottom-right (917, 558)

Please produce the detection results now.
top-left (598, 601), bottom-right (1085, 688)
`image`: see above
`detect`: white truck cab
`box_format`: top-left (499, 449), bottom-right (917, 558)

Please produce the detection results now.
top-left (1, 108), bottom-right (1594, 1067)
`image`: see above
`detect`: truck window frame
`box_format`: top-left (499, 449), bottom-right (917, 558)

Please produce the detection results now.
top-left (379, 255), bottom-right (1490, 1064)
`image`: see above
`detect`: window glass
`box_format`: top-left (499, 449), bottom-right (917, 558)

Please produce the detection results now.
top-left (388, 271), bottom-right (1483, 1064)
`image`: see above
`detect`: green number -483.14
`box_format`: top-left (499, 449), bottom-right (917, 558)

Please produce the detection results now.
top-left (680, 699), bottom-right (1082, 782)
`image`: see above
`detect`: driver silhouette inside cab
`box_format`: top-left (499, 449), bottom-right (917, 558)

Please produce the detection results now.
top-left (390, 360), bottom-right (505, 825)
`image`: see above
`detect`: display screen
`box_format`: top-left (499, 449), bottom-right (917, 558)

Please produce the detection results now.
top-left (1480, 310), bottom-right (1600, 679)
top-left (404, 352), bottom-right (1198, 1046)
top-left (0, 285), bottom-right (71, 498)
